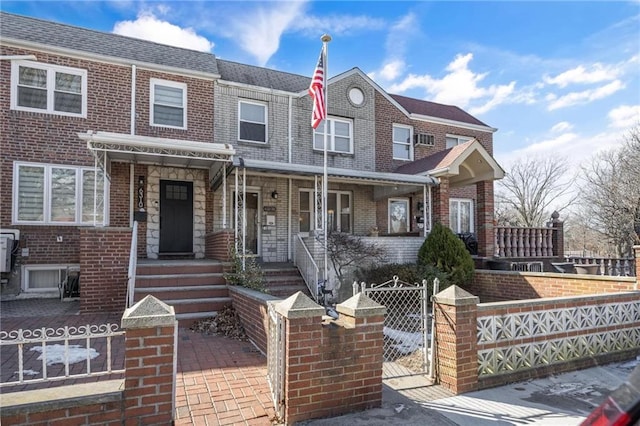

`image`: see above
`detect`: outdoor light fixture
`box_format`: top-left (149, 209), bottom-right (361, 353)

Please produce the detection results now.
top-left (271, 190), bottom-right (278, 199)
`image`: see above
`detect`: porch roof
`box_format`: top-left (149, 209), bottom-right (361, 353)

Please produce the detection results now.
top-left (228, 157), bottom-right (439, 187)
top-left (79, 131), bottom-right (235, 170)
top-left (394, 139), bottom-right (505, 188)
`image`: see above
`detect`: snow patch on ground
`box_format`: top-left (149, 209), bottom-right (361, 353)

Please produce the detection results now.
top-left (30, 344), bottom-right (99, 366)
top-left (16, 369), bottom-right (40, 376)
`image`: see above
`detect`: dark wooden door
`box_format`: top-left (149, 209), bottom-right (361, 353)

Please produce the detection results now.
top-left (160, 180), bottom-right (193, 253)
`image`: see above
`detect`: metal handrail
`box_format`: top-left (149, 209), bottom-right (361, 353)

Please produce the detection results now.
top-left (126, 221), bottom-right (138, 308)
top-left (294, 235), bottom-right (319, 302)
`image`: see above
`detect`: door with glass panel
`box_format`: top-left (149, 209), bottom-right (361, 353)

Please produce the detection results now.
top-left (299, 190), bottom-right (351, 233)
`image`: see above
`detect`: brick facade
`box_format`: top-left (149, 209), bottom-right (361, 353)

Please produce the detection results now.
top-left (229, 286), bottom-right (281, 354)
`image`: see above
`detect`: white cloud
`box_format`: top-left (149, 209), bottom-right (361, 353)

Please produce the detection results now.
top-left (367, 13), bottom-right (415, 83)
top-left (543, 63), bottom-right (621, 88)
top-left (373, 60), bottom-right (405, 81)
top-left (388, 53), bottom-right (517, 114)
top-left (112, 12), bottom-right (214, 52)
top-left (608, 105), bottom-right (640, 128)
top-left (291, 13), bottom-right (385, 37)
top-left (547, 80), bottom-right (624, 111)
top-left (551, 122), bottom-right (574, 133)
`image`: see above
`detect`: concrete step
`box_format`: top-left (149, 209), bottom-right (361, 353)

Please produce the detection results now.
top-left (135, 273), bottom-right (225, 287)
top-left (134, 285), bottom-right (228, 301)
top-left (267, 285), bottom-right (311, 299)
top-left (176, 311), bottom-right (218, 328)
top-left (164, 297), bottom-right (232, 315)
top-left (136, 261), bottom-right (226, 276)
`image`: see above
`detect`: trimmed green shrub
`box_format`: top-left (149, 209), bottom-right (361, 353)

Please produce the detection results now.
top-left (224, 248), bottom-right (266, 293)
top-left (417, 222), bottom-right (474, 288)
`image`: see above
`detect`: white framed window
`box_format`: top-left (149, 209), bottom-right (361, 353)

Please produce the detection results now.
top-left (299, 190), bottom-right (351, 233)
top-left (450, 198), bottom-right (474, 234)
top-left (313, 117), bottom-right (353, 154)
top-left (446, 134), bottom-right (472, 149)
top-left (393, 124), bottom-right (413, 160)
top-left (238, 100), bottom-right (267, 143)
top-left (151, 79), bottom-right (187, 129)
top-left (388, 198), bottom-right (410, 233)
top-left (13, 162), bottom-right (106, 225)
top-left (22, 264), bottom-right (77, 292)
top-left (10, 60), bottom-right (87, 117)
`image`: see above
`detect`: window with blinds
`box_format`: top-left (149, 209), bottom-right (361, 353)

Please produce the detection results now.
top-left (151, 79), bottom-right (187, 128)
top-left (11, 61), bottom-right (86, 117)
top-left (239, 100), bottom-right (267, 143)
top-left (14, 163), bottom-right (105, 225)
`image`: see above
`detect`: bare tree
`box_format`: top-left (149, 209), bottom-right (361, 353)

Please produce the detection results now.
top-left (579, 125), bottom-right (640, 257)
top-left (495, 155), bottom-right (577, 227)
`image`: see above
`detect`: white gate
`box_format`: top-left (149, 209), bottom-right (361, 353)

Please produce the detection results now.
top-left (267, 302), bottom-right (285, 421)
top-left (355, 276), bottom-right (436, 379)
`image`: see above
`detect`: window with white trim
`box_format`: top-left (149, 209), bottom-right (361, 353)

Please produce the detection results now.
top-left (388, 198), bottom-right (410, 233)
top-left (299, 190), bottom-right (351, 233)
top-left (238, 100), bottom-right (267, 143)
top-left (313, 117), bottom-right (353, 154)
top-left (393, 124), bottom-right (413, 160)
top-left (151, 79), bottom-right (187, 129)
top-left (23, 264), bottom-right (77, 292)
top-left (449, 198), bottom-right (474, 234)
top-left (445, 134), bottom-right (472, 149)
top-left (13, 162), bottom-right (106, 225)
top-left (11, 60), bottom-right (87, 117)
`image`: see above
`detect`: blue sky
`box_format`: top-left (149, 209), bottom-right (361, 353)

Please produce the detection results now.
top-left (3, 1), bottom-right (639, 169)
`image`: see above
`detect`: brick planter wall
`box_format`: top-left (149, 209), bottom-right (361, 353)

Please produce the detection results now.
top-left (79, 227), bottom-right (132, 314)
top-left (229, 286), bottom-right (281, 354)
top-left (206, 229), bottom-right (234, 261)
top-left (467, 270), bottom-right (637, 302)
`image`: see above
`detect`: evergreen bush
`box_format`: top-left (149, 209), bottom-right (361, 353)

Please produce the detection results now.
top-left (417, 222), bottom-right (474, 288)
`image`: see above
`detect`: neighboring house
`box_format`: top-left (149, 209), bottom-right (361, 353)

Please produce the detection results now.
top-left (0, 12), bottom-right (504, 305)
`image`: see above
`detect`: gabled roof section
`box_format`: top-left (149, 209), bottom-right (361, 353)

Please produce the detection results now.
top-left (0, 12), bottom-right (219, 76)
top-left (395, 139), bottom-right (505, 187)
top-left (390, 94), bottom-right (489, 128)
top-left (217, 59), bottom-right (310, 92)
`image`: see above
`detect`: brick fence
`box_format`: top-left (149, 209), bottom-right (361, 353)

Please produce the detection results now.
top-left (228, 285), bottom-right (280, 354)
top-left (1, 296), bottom-right (177, 426)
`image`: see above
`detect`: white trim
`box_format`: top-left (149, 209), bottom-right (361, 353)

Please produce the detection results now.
top-left (10, 60), bottom-right (87, 118)
top-left (446, 134), bottom-right (472, 149)
top-left (12, 161), bottom-right (107, 226)
top-left (449, 198), bottom-right (475, 233)
top-left (238, 99), bottom-right (268, 143)
top-left (313, 116), bottom-right (354, 154)
top-left (388, 198), bottom-right (410, 234)
top-left (299, 189), bottom-right (352, 233)
top-left (150, 78), bottom-right (187, 130)
top-left (22, 263), bottom-right (79, 293)
top-left (1, 38), bottom-right (221, 80)
top-left (231, 186), bottom-right (262, 256)
top-left (392, 123), bottom-right (414, 161)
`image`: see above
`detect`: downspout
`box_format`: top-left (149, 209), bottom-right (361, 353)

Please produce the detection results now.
top-left (287, 95), bottom-right (293, 261)
top-left (129, 65), bottom-right (137, 226)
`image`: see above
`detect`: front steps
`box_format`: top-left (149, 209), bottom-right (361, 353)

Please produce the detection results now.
top-left (134, 260), bottom-right (230, 328)
top-left (262, 263), bottom-right (312, 298)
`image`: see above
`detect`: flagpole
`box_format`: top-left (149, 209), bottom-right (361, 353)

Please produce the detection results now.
top-left (321, 34), bottom-right (331, 286)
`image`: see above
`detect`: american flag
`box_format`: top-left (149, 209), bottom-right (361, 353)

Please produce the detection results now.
top-left (309, 48), bottom-right (326, 129)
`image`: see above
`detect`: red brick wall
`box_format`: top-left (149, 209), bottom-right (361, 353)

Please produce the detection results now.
top-left (467, 270), bottom-right (637, 302)
top-left (205, 229), bottom-right (234, 261)
top-left (229, 286), bottom-right (281, 354)
top-left (1, 400), bottom-right (124, 426)
top-left (79, 227), bottom-right (131, 314)
top-left (284, 312), bottom-right (384, 424)
top-left (374, 91), bottom-right (494, 173)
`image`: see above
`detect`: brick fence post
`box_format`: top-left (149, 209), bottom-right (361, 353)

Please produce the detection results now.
top-left (121, 295), bottom-right (177, 425)
top-left (433, 285), bottom-right (479, 394)
top-left (276, 291), bottom-right (385, 425)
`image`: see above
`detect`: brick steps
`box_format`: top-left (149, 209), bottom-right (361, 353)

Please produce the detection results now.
top-left (262, 265), bottom-right (311, 298)
top-left (134, 260), bottom-right (231, 328)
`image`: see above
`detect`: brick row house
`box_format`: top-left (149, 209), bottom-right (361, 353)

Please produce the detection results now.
top-left (0, 12), bottom-right (504, 318)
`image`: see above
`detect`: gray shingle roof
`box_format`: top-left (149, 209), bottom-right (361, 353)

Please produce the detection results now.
top-left (216, 59), bottom-right (310, 92)
top-left (0, 12), bottom-right (219, 75)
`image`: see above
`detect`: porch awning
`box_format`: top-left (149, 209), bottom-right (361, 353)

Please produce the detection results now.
top-left (222, 157), bottom-right (438, 188)
top-left (394, 139), bottom-right (505, 188)
top-left (78, 131), bottom-right (235, 170)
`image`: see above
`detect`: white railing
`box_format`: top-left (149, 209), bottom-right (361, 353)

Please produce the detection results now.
top-left (566, 256), bottom-right (636, 277)
top-left (495, 226), bottom-right (555, 258)
top-left (267, 302), bottom-right (285, 422)
top-left (0, 324), bottom-right (125, 387)
top-left (126, 221), bottom-right (138, 308)
top-left (294, 235), bottom-right (319, 302)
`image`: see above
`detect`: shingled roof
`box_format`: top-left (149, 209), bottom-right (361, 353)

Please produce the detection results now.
top-left (390, 93), bottom-right (488, 127)
top-left (0, 12), bottom-right (219, 75)
top-left (217, 59), bottom-right (310, 92)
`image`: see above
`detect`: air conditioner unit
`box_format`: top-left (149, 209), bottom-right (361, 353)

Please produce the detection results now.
top-left (414, 133), bottom-right (435, 146)
top-left (0, 230), bottom-right (20, 273)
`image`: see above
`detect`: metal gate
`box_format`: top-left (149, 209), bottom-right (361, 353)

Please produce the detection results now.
top-left (355, 276), bottom-right (436, 379)
top-left (267, 302), bottom-right (285, 421)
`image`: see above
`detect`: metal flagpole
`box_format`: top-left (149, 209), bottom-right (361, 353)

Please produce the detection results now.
top-left (321, 34), bottom-right (331, 284)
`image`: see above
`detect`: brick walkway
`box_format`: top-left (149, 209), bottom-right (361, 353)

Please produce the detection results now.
top-left (1, 299), bottom-right (275, 425)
